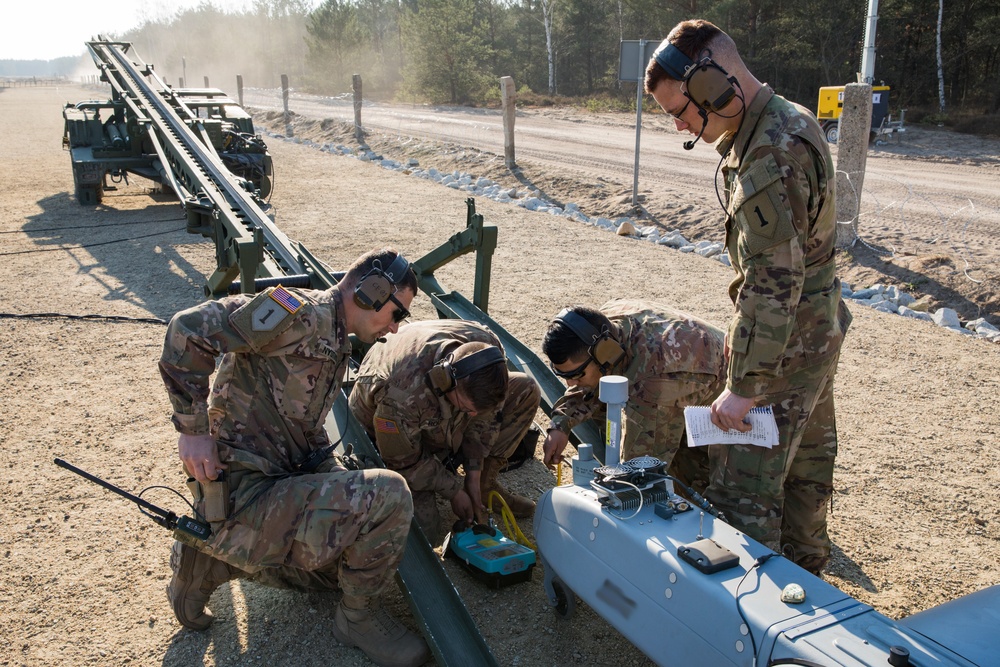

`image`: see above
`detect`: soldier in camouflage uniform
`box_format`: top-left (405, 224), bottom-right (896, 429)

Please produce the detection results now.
top-left (349, 319), bottom-right (541, 545)
top-left (645, 20), bottom-right (852, 574)
top-left (541, 300), bottom-right (725, 491)
top-left (158, 248), bottom-right (430, 667)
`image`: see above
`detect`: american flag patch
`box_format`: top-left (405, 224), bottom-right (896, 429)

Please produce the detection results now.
top-left (269, 285), bottom-right (303, 314)
top-left (374, 417), bottom-right (399, 434)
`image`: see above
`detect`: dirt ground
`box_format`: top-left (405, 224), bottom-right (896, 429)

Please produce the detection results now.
top-left (2, 85), bottom-right (999, 667)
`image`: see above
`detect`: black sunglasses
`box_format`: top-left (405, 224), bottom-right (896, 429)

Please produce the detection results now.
top-left (386, 293), bottom-right (410, 323)
top-left (550, 357), bottom-right (592, 380)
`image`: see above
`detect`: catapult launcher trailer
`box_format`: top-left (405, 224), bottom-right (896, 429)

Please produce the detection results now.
top-left (63, 40), bottom-right (271, 208)
top-left (65, 39), bottom-right (998, 667)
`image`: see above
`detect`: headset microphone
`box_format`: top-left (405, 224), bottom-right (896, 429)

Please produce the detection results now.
top-left (684, 108), bottom-right (710, 151)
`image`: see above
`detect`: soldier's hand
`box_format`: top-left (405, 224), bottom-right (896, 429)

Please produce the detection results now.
top-left (710, 389), bottom-right (756, 433)
top-left (450, 489), bottom-right (476, 527)
top-left (543, 429), bottom-right (570, 468)
top-left (178, 433), bottom-right (227, 483)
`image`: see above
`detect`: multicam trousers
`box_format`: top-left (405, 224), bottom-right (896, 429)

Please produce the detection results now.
top-left (189, 457), bottom-right (412, 598)
top-left (706, 353), bottom-right (840, 572)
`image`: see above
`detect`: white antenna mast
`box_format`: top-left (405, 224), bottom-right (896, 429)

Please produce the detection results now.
top-left (859, 0), bottom-right (879, 83)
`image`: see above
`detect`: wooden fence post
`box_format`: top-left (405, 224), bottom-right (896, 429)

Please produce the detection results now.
top-left (501, 76), bottom-right (516, 168)
top-left (281, 74), bottom-right (293, 137)
top-left (352, 74), bottom-right (363, 141)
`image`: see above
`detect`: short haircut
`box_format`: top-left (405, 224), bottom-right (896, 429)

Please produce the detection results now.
top-left (644, 19), bottom-right (727, 94)
top-left (452, 341), bottom-right (508, 411)
top-left (542, 306), bottom-right (613, 365)
top-left (342, 246), bottom-right (418, 295)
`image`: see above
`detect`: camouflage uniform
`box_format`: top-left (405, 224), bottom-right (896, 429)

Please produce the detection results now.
top-left (159, 286), bottom-right (412, 598)
top-left (549, 299), bottom-right (726, 489)
top-left (710, 85), bottom-right (852, 571)
top-left (348, 320), bottom-right (540, 538)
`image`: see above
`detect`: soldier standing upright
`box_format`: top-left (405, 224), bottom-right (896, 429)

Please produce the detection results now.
top-left (644, 19), bottom-right (852, 574)
top-left (159, 248), bottom-right (430, 667)
top-left (349, 319), bottom-right (541, 545)
top-left (541, 299), bottom-right (725, 491)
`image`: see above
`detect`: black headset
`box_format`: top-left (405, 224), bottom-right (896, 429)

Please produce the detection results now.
top-left (653, 42), bottom-right (739, 150)
top-left (555, 309), bottom-right (625, 373)
top-left (353, 253), bottom-right (410, 311)
top-left (653, 42), bottom-right (737, 114)
top-left (428, 345), bottom-right (506, 396)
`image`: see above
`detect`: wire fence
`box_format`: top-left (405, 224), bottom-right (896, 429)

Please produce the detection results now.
top-left (839, 169), bottom-right (999, 284)
top-left (1, 77), bottom-right (72, 88)
top-left (245, 87), bottom-right (998, 286)
top-left (242, 87), bottom-right (504, 155)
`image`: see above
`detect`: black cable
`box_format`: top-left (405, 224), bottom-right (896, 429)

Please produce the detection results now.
top-left (137, 484), bottom-right (201, 521)
top-left (0, 216), bottom-right (185, 234)
top-left (735, 552), bottom-right (779, 660)
top-left (0, 312), bottom-right (167, 325)
top-left (0, 226), bottom-right (187, 256)
top-left (665, 474), bottom-right (723, 520)
top-left (713, 91), bottom-right (749, 216)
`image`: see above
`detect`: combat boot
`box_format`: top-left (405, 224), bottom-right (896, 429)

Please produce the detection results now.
top-left (167, 540), bottom-right (236, 631)
top-left (481, 456), bottom-right (535, 518)
top-left (333, 594), bottom-right (430, 667)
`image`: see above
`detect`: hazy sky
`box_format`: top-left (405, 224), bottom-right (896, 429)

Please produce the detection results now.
top-left (3, 0), bottom-right (315, 61)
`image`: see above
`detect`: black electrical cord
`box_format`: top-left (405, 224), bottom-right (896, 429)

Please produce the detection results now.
top-left (0, 312), bottom-right (167, 325)
top-left (0, 226), bottom-right (186, 256)
top-left (137, 484), bottom-right (202, 523)
top-left (665, 474), bottom-right (723, 520)
top-left (735, 552), bottom-right (780, 660)
top-left (712, 90), bottom-right (749, 217)
top-left (0, 215), bottom-right (185, 234)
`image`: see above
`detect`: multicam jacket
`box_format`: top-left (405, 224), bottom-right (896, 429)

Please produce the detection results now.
top-left (159, 285), bottom-right (352, 471)
top-left (549, 299), bottom-right (726, 439)
top-left (348, 320), bottom-right (505, 499)
top-left (717, 85), bottom-right (852, 398)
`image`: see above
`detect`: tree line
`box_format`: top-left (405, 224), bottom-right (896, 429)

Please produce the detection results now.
top-left (121, 0), bottom-right (999, 118)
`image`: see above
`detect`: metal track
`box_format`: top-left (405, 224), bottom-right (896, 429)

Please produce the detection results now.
top-left (89, 39), bottom-right (303, 288)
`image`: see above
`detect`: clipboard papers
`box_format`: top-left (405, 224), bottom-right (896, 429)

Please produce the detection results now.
top-left (683, 405), bottom-right (779, 448)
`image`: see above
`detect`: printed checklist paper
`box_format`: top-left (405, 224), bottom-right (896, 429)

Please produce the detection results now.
top-left (683, 405), bottom-right (779, 448)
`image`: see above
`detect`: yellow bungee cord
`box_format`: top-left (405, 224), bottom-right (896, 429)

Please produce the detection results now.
top-left (487, 490), bottom-right (535, 551)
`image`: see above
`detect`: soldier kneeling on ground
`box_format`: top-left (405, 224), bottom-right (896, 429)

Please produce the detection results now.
top-left (349, 319), bottom-right (541, 545)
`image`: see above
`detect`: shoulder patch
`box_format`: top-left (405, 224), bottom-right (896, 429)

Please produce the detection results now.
top-left (230, 287), bottom-right (301, 352)
top-left (375, 417), bottom-right (399, 434)
top-left (269, 285), bottom-right (303, 314)
top-left (735, 154), bottom-right (796, 256)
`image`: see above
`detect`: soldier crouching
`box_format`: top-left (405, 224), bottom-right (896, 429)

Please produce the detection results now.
top-left (158, 248), bottom-right (429, 667)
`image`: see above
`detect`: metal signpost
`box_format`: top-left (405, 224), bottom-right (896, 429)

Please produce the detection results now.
top-left (618, 39), bottom-right (660, 207)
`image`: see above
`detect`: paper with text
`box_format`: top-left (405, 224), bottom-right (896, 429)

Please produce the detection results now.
top-left (684, 405), bottom-right (779, 448)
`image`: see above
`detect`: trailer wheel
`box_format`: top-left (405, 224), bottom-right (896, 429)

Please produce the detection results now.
top-left (549, 577), bottom-right (576, 620)
top-left (822, 121), bottom-right (839, 144)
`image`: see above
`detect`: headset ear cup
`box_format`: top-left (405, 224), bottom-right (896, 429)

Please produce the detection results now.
top-left (428, 363), bottom-right (456, 396)
top-left (591, 337), bottom-right (626, 372)
top-left (354, 272), bottom-right (393, 310)
top-left (686, 63), bottom-right (735, 113)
